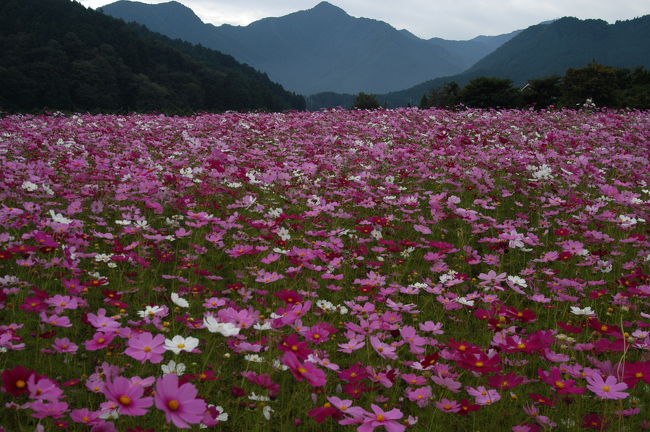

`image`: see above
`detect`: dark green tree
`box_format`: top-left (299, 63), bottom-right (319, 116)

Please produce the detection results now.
top-left (428, 81), bottom-right (461, 108)
top-left (418, 94), bottom-right (430, 109)
top-left (459, 77), bottom-right (519, 108)
top-left (613, 66), bottom-right (650, 109)
top-left (560, 62), bottom-right (619, 107)
top-left (352, 92), bottom-right (381, 110)
top-left (521, 76), bottom-right (562, 109)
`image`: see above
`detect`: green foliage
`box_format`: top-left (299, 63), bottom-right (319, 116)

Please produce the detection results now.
top-left (560, 62), bottom-right (620, 107)
top-left (520, 75), bottom-right (562, 108)
top-left (617, 67), bottom-right (650, 109)
top-left (418, 64), bottom-right (650, 110)
top-left (459, 77), bottom-right (519, 108)
top-left (425, 81), bottom-right (460, 109)
top-left (352, 92), bottom-right (380, 110)
top-left (418, 94), bottom-right (430, 109)
top-left (0, 0), bottom-right (305, 114)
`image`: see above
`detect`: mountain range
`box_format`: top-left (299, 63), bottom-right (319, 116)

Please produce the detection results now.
top-left (377, 15), bottom-right (650, 107)
top-left (100, 0), bottom-right (521, 95)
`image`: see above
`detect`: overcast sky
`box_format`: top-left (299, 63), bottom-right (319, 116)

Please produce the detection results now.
top-left (76, 0), bottom-right (649, 40)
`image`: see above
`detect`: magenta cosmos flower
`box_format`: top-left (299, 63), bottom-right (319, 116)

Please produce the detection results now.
top-left (103, 376), bottom-right (153, 416)
top-left (124, 332), bottom-right (166, 363)
top-left (359, 404), bottom-right (405, 432)
top-left (155, 374), bottom-right (206, 429)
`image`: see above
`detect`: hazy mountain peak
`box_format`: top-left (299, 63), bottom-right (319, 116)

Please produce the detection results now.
top-left (99, 0), bottom-right (527, 95)
top-left (311, 1), bottom-right (347, 15)
top-left (102, 0), bottom-right (204, 25)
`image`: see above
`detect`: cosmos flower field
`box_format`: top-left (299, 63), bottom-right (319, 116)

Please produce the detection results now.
top-left (0, 108), bottom-right (649, 432)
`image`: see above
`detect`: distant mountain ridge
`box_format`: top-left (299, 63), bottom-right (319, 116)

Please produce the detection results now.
top-left (100, 0), bottom-right (520, 95)
top-left (309, 14), bottom-right (650, 108)
top-left (426, 29), bottom-right (523, 71)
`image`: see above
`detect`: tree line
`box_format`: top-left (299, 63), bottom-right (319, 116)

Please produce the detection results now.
top-left (417, 63), bottom-right (650, 110)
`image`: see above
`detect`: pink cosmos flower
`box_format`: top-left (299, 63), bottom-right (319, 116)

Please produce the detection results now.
top-left (39, 312), bottom-right (72, 327)
top-left (124, 332), bottom-right (166, 363)
top-left (466, 386), bottom-right (501, 405)
top-left (70, 408), bottom-right (102, 425)
top-left (155, 374), bottom-right (207, 429)
top-left (103, 376), bottom-right (153, 416)
top-left (27, 375), bottom-right (63, 401)
top-left (359, 404), bottom-right (405, 432)
top-left (86, 308), bottom-right (120, 331)
top-left (419, 321), bottom-right (444, 334)
top-left (435, 398), bottom-right (461, 413)
top-left (85, 331), bottom-right (116, 351)
top-left (585, 374), bottom-right (629, 399)
top-left (405, 386), bottom-right (432, 407)
top-left (538, 367), bottom-right (585, 394)
top-left (338, 337), bottom-right (365, 354)
top-left (28, 400), bottom-right (69, 418)
top-left (45, 295), bottom-right (78, 314)
top-left (370, 336), bottom-right (398, 360)
top-left (52, 337), bottom-right (78, 354)
top-left (282, 351), bottom-right (327, 387)
top-left (431, 374), bottom-right (462, 393)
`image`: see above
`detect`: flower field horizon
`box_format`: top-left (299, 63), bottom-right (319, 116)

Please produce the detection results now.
top-left (0, 107), bottom-right (649, 431)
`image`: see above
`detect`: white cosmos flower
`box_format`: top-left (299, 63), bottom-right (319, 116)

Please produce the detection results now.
top-left (570, 306), bottom-right (596, 316)
top-left (244, 354), bottom-right (264, 363)
top-left (161, 360), bottom-right (186, 376)
top-left (203, 315), bottom-right (240, 337)
top-left (164, 335), bottom-right (199, 354)
top-left (199, 405), bottom-right (228, 428)
top-left (455, 297), bottom-right (475, 307)
top-left (137, 305), bottom-right (163, 319)
top-left (262, 405), bottom-right (274, 420)
top-left (215, 406), bottom-right (228, 422)
top-left (49, 210), bottom-right (72, 225)
top-left (171, 293), bottom-right (189, 308)
top-left (21, 181), bottom-right (38, 191)
top-left (507, 275), bottom-right (527, 288)
top-left (253, 320), bottom-right (272, 331)
top-left (248, 392), bottom-right (270, 402)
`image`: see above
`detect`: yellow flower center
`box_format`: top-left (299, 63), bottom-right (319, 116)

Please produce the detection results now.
top-left (16, 380), bottom-right (26, 389)
top-left (119, 396), bottom-right (132, 406)
top-left (376, 414), bottom-right (385, 421)
top-left (177, 344), bottom-right (185, 349)
top-left (168, 400), bottom-right (180, 411)
top-left (602, 386), bottom-right (611, 392)
top-left (144, 346), bottom-right (151, 353)
top-left (555, 381), bottom-right (565, 389)
top-left (475, 361), bottom-right (484, 367)
top-left (298, 367), bottom-right (308, 374)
